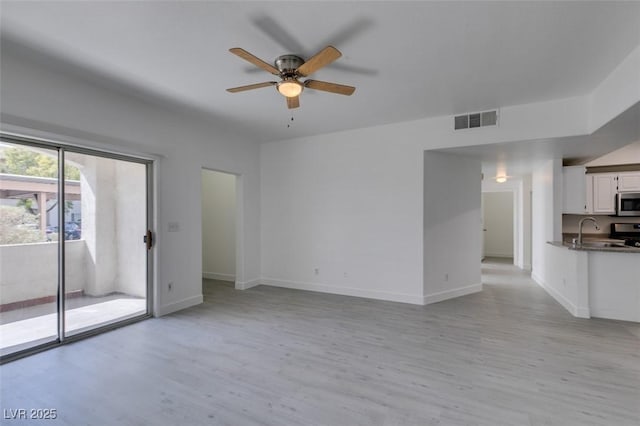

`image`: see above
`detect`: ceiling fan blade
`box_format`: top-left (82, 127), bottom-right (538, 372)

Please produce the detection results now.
top-left (226, 81), bottom-right (276, 93)
top-left (296, 46), bottom-right (342, 77)
top-left (229, 48), bottom-right (280, 75)
top-left (318, 18), bottom-right (373, 51)
top-left (252, 15), bottom-right (306, 55)
top-left (304, 80), bottom-right (355, 96)
top-left (287, 96), bottom-right (300, 109)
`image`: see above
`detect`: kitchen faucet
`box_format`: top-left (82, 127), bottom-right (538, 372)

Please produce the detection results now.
top-left (574, 216), bottom-right (600, 247)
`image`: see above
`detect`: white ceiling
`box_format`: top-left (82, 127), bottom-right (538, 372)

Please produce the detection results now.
top-left (2, 1), bottom-right (639, 144)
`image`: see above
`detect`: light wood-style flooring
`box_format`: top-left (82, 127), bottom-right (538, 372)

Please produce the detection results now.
top-left (1, 260), bottom-right (639, 425)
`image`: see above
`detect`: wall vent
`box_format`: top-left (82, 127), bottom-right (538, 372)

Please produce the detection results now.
top-left (454, 110), bottom-right (498, 130)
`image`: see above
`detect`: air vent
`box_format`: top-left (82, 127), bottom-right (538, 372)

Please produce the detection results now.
top-left (454, 110), bottom-right (498, 130)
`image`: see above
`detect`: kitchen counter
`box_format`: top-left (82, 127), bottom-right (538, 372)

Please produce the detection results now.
top-left (544, 243), bottom-right (639, 322)
top-left (549, 240), bottom-right (640, 253)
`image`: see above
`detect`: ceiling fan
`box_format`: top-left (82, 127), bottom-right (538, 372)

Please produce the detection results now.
top-left (226, 45), bottom-right (356, 109)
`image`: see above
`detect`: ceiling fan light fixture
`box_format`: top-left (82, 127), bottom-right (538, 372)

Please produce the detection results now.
top-left (277, 79), bottom-right (303, 98)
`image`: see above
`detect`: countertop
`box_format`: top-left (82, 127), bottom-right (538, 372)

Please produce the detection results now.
top-left (548, 240), bottom-right (640, 253)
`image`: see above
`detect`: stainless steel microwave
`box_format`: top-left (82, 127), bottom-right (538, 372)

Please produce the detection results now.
top-left (617, 192), bottom-right (640, 216)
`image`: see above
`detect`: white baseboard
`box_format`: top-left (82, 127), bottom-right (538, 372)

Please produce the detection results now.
top-left (260, 278), bottom-right (424, 305)
top-left (575, 306), bottom-right (591, 319)
top-left (236, 279), bottom-right (260, 290)
top-left (531, 274), bottom-right (589, 319)
top-left (590, 308), bottom-right (639, 323)
top-left (522, 263), bottom-right (532, 271)
top-left (531, 271), bottom-right (545, 288)
top-left (423, 283), bottom-right (482, 305)
top-left (155, 295), bottom-right (203, 317)
top-left (203, 271), bottom-right (235, 282)
top-left (543, 282), bottom-right (583, 318)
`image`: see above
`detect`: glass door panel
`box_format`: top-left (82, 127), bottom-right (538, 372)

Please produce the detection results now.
top-left (63, 152), bottom-right (148, 336)
top-left (0, 142), bottom-right (60, 355)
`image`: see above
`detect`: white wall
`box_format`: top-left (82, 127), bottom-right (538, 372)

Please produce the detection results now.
top-left (482, 192), bottom-right (514, 258)
top-left (201, 169), bottom-right (236, 282)
top-left (260, 140), bottom-right (482, 306)
top-left (0, 45), bottom-right (261, 316)
top-left (522, 175), bottom-right (532, 271)
top-left (531, 159), bottom-right (563, 285)
top-left (260, 133), bottom-right (424, 304)
top-left (423, 152), bottom-right (482, 303)
top-left (78, 155), bottom-right (117, 296)
top-left (0, 240), bottom-right (85, 304)
top-left (586, 140), bottom-right (640, 167)
top-left (589, 45), bottom-right (640, 132)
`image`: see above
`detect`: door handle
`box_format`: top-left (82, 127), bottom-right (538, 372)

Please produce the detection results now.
top-left (144, 230), bottom-right (153, 250)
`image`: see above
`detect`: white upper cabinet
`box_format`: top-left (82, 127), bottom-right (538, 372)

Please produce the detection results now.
top-left (563, 168), bottom-right (640, 216)
top-left (617, 172), bottom-right (640, 192)
top-left (591, 173), bottom-right (617, 214)
top-left (562, 166), bottom-right (589, 214)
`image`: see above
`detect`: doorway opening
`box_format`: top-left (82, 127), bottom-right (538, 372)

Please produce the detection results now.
top-left (201, 169), bottom-right (237, 291)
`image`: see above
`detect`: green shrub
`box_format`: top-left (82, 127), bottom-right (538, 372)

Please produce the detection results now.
top-left (0, 205), bottom-right (44, 244)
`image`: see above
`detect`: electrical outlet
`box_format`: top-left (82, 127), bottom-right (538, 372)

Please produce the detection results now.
top-left (314, 268), bottom-right (319, 275)
top-left (343, 272), bottom-right (348, 278)
top-left (444, 273), bottom-right (449, 282)
top-left (168, 282), bottom-right (173, 292)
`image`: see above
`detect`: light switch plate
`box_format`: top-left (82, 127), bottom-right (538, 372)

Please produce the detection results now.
top-left (168, 222), bottom-right (180, 232)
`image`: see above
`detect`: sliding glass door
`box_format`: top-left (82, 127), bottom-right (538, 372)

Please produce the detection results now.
top-left (63, 152), bottom-right (149, 336)
top-left (0, 143), bottom-right (60, 354)
top-left (0, 135), bottom-right (152, 360)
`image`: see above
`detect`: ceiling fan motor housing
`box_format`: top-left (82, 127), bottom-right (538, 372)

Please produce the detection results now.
top-left (275, 55), bottom-right (305, 76)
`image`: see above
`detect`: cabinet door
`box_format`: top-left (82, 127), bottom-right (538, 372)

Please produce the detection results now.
top-left (562, 166), bottom-right (588, 214)
top-left (617, 172), bottom-right (640, 192)
top-left (591, 173), bottom-right (617, 214)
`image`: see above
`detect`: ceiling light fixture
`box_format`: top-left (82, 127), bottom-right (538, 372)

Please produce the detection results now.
top-left (496, 176), bottom-right (507, 183)
top-left (277, 78), bottom-right (303, 98)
